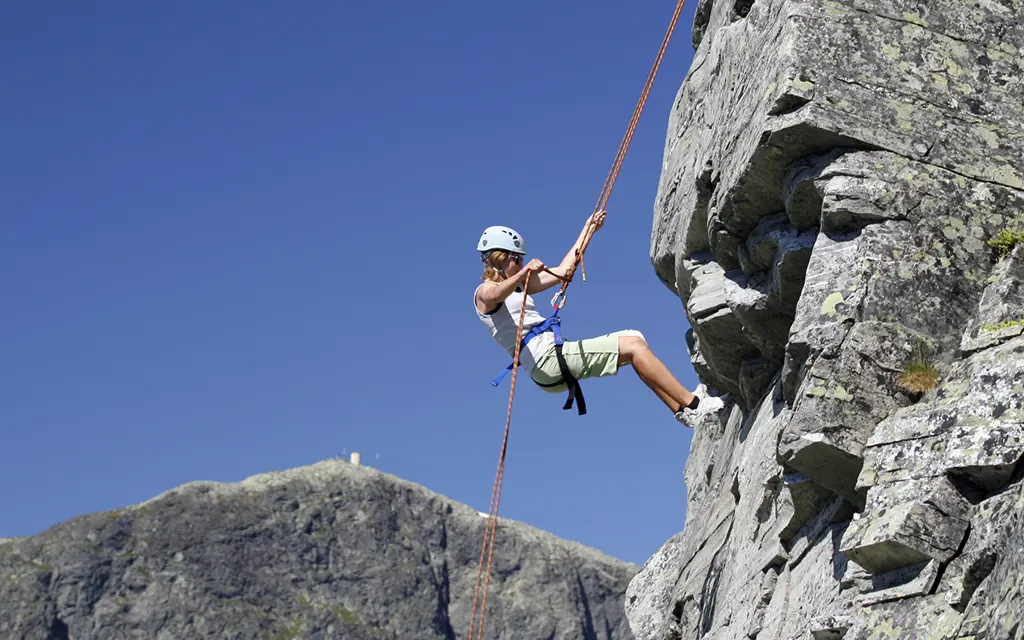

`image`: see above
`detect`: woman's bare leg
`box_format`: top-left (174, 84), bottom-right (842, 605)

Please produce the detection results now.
top-left (618, 336), bottom-right (696, 412)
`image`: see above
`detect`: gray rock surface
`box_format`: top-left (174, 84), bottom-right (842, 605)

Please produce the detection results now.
top-left (631, 0), bottom-right (1024, 637)
top-left (961, 244), bottom-right (1024, 353)
top-left (0, 459), bottom-right (637, 639)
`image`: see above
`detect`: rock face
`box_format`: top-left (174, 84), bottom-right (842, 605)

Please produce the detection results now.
top-left (0, 460), bottom-right (637, 640)
top-left (630, 0), bottom-right (1023, 638)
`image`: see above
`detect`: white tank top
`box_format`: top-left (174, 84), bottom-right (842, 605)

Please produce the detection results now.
top-left (475, 283), bottom-right (557, 371)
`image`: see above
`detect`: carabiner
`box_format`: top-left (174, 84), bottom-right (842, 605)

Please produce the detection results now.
top-left (551, 290), bottom-right (567, 310)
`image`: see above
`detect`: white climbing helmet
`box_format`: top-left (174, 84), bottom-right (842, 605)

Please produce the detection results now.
top-left (476, 225), bottom-right (526, 255)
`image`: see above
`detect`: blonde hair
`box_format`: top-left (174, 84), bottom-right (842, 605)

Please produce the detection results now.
top-left (481, 250), bottom-right (510, 282)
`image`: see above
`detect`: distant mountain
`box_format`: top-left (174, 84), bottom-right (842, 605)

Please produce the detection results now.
top-left (0, 458), bottom-right (637, 639)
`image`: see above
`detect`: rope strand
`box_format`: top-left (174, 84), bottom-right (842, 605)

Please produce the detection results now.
top-left (558, 0), bottom-right (688, 299)
top-left (468, 2), bottom-right (687, 636)
top-left (467, 274), bottom-right (532, 640)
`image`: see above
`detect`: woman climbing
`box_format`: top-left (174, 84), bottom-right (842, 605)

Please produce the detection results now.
top-left (473, 211), bottom-right (725, 426)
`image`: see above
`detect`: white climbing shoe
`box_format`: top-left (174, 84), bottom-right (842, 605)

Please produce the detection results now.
top-left (674, 383), bottom-right (726, 427)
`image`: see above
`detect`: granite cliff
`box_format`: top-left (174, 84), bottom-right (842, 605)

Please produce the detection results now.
top-left (627, 0), bottom-right (1023, 638)
top-left (0, 459), bottom-right (637, 639)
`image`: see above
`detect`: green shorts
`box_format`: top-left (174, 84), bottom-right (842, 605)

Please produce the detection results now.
top-left (528, 330), bottom-right (645, 393)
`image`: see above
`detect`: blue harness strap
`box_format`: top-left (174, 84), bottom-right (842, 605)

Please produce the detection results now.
top-left (490, 305), bottom-right (586, 415)
top-left (489, 307), bottom-right (563, 387)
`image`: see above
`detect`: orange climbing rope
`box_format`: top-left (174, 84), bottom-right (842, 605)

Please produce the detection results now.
top-left (467, 275), bottom-right (532, 640)
top-left (555, 0), bottom-right (690, 307)
top-left (467, 2), bottom-right (688, 638)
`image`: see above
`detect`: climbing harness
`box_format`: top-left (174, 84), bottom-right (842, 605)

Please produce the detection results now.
top-left (489, 281), bottom-right (586, 416)
top-left (467, 2), bottom-right (689, 638)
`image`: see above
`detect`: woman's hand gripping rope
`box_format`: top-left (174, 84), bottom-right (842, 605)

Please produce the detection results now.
top-left (552, 209), bottom-right (605, 309)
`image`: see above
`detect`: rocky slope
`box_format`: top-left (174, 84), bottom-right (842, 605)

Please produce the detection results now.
top-left (0, 459), bottom-right (637, 639)
top-left (628, 0), bottom-right (1023, 638)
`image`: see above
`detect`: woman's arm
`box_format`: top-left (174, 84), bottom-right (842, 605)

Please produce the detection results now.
top-left (475, 265), bottom-right (534, 313)
top-left (528, 210), bottom-right (606, 293)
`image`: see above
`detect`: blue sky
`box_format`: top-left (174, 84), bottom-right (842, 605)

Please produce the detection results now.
top-left (1, 1), bottom-right (700, 567)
